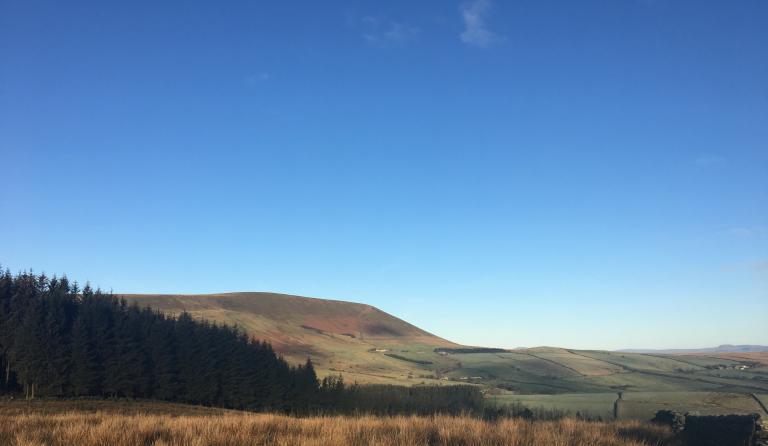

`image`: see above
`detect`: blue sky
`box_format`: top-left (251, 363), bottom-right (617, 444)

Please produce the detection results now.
top-left (1, 0), bottom-right (766, 350)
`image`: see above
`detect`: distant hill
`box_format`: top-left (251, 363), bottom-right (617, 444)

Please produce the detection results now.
top-left (616, 345), bottom-right (768, 354)
top-left (122, 292), bottom-right (457, 385)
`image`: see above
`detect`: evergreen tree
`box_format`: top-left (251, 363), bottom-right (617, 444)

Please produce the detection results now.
top-left (146, 313), bottom-right (179, 401)
top-left (0, 267), bottom-right (485, 417)
top-left (70, 308), bottom-right (100, 396)
top-left (0, 269), bottom-right (318, 409)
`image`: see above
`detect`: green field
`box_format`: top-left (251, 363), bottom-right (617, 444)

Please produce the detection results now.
top-left (489, 393), bottom-right (617, 419)
top-left (756, 394), bottom-right (768, 412)
top-left (432, 349), bottom-right (768, 418)
top-left (437, 348), bottom-right (768, 394)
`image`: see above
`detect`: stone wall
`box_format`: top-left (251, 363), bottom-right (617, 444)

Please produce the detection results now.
top-left (651, 411), bottom-right (767, 446)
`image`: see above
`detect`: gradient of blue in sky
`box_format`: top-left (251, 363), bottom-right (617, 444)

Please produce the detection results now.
top-left (1, 0), bottom-right (766, 350)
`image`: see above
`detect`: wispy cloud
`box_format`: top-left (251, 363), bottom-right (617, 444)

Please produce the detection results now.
top-left (728, 226), bottom-right (767, 238)
top-left (357, 16), bottom-right (419, 48)
top-left (722, 259), bottom-right (768, 276)
top-left (244, 72), bottom-right (270, 87)
top-left (460, 0), bottom-right (503, 47)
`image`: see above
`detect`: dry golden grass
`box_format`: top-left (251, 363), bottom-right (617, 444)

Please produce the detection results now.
top-left (0, 410), bottom-right (674, 446)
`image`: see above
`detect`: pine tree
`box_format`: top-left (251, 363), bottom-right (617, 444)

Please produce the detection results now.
top-left (0, 269), bottom-right (319, 409)
top-left (146, 312), bottom-right (179, 401)
top-left (70, 288), bottom-right (104, 397)
top-left (15, 296), bottom-right (46, 399)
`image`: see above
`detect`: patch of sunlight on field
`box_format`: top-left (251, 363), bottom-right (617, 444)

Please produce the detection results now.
top-left (577, 351), bottom-right (702, 373)
top-left (530, 351), bottom-right (623, 376)
top-left (490, 393), bottom-right (617, 419)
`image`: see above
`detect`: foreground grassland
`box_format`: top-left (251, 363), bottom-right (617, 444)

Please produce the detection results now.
top-left (0, 402), bottom-right (673, 446)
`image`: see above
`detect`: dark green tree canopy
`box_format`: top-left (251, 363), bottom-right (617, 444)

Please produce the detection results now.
top-left (0, 267), bottom-right (483, 416)
top-left (0, 268), bottom-right (318, 410)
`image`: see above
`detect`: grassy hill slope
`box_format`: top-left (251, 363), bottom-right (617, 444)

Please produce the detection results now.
top-left (123, 292), bottom-right (768, 416)
top-left (123, 292), bottom-right (458, 385)
top-left (447, 348), bottom-right (768, 394)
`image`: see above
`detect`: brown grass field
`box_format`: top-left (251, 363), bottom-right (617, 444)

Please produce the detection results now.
top-left (0, 401), bottom-right (674, 446)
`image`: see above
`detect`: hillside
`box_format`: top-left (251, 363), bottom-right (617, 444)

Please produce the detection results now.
top-left (123, 292), bottom-right (457, 385)
top-left (123, 292), bottom-right (768, 400)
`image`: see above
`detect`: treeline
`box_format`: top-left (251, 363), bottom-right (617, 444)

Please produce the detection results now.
top-left (0, 269), bottom-right (488, 416)
top-left (434, 347), bottom-right (507, 354)
top-left (316, 376), bottom-right (484, 416)
top-left (0, 270), bottom-right (318, 411)
top-left (383, 353), bottom-right (433, 365)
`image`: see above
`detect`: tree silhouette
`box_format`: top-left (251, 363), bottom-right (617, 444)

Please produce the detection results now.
top-left (0, 268), bottom-right (317, 410)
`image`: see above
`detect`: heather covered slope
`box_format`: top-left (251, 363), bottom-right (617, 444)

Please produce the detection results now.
top-left (123, 292), bottom-right (458, 385)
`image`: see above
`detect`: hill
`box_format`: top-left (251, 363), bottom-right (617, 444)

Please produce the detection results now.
top-left (123, 292), bottom-right (457, 385)
top-left (617, 345), bottom-right (768, 354)
top-left (123, 292), bottom-right (768, 417)
top-left (123, 293), bottom-right (768, 395)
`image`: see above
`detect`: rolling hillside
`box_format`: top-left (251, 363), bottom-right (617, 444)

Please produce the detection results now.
top-left (123, 292), bottom-right (768, 393)
top-left (123, 291), bottom-right (768, 417)
top-left (123, 292), bottom-right (457, 385)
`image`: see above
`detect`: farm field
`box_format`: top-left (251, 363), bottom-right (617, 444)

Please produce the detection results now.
top-left (704, 352), bottom-right (768, 367)
top-left (443, 349), bottom-right (768, 394)
top-left (491, 391), bottom-right (768, 421)
top-left (756, 394), bottom-right (768, 412)
top-left (0, 400), bottom-right (673, 446)
top-left (617, 392), bottom-right (766, 420)
top-left (489, 393), bottom-right (618, 419)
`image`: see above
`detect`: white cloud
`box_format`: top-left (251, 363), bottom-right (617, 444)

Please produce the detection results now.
top-left (460, 0), bottom-right (503, 47)
top-left (358, 16), bottom-right (419, 48)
